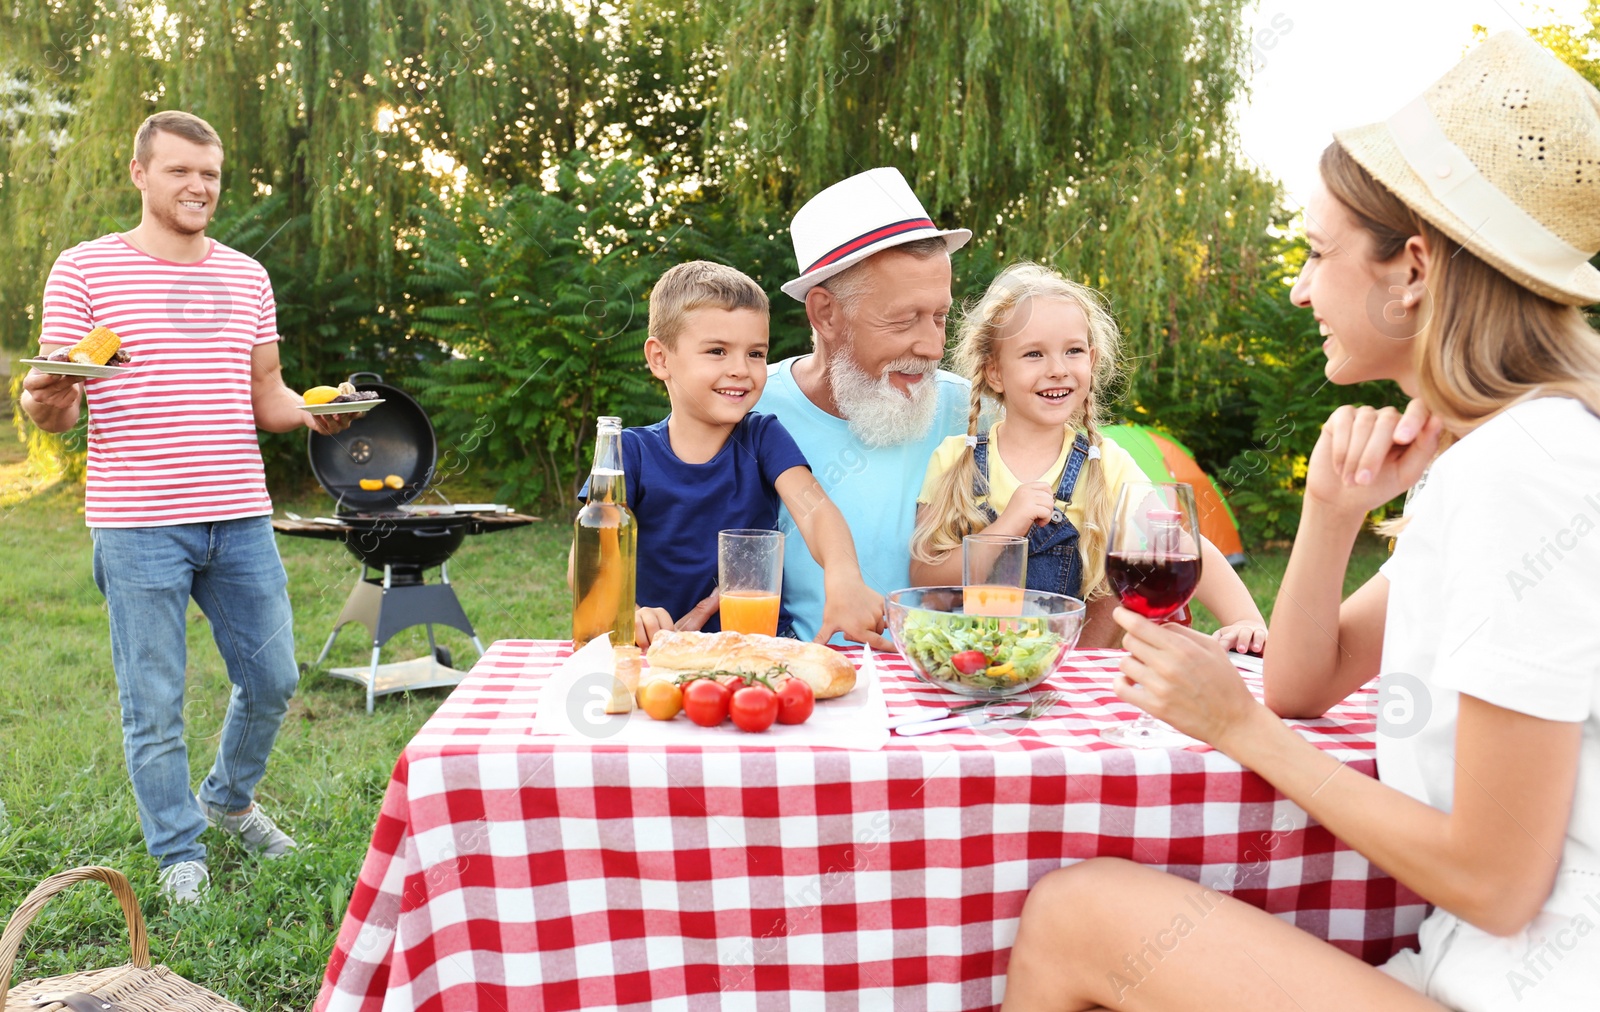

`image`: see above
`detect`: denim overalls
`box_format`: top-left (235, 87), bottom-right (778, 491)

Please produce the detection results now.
top-left (972, 430), bottom-right (1093, 599)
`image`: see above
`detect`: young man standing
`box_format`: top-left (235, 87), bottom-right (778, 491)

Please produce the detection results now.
top-left (20, 111), bottom-right (349, 902)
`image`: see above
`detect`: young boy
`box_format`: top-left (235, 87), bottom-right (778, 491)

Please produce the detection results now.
top-left (575, 261), bottom-right (888, 649)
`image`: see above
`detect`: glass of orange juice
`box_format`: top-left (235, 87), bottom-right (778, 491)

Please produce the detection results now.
top-left (963, 534), bottom-right (1027, 616)
top-left (718, 529), bottom-right (784, 635)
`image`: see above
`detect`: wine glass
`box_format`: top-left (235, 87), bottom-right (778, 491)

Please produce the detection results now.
top-left (1099, 481), bottom-right (1204, 748)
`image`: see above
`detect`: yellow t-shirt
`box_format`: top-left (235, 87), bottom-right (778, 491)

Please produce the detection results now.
top-left (916, 424), bottom-right (1144, 530)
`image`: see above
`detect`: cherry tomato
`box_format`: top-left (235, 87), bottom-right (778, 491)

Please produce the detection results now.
top-left (951, 650), bottom-right (990, 675)
top-left (682, 678), bottom-right (732, 727)
top-left (637, 680), bottom-right (683, 721)
top-left (730, 683), bottom-right (779, 733)
top-left (775, 678), bottom-right (814, 725)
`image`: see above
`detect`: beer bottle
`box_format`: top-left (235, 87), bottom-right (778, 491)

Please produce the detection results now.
top-left (572, 416), bottom-right (638, 648)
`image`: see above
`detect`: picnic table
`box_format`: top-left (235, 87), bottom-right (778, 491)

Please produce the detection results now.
top-left (315, 640), bottom-right (1426, 1011)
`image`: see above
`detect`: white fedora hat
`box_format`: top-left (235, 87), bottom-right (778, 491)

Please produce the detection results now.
top-left (1334, 31), bottom-right (1600, 306)
top-left (781, 167), bottom-right (972, 301)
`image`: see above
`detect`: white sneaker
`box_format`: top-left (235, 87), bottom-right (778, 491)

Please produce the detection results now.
top-left (202, 800), bottom-right (298, 858)
top-left (158, 860), bottom-right (209, 904)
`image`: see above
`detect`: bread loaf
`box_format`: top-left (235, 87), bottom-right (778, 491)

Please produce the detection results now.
top-left (645, 630), bottom-right (856, 699)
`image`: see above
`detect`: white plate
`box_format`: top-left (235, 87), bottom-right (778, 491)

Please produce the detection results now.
top-left (299, 399), bottom-right (386, 415)
top-left (529, 638), bottom-right (891, 750)
top-left (20, 357), bottom-right (132, 380)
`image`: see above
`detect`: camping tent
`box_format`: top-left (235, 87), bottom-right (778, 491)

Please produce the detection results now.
top-left (1103, 424), bottom-right (1246, 566)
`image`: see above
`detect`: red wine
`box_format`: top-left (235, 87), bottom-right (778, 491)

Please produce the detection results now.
top-left (1107, 552), bottom-right (1201, 619)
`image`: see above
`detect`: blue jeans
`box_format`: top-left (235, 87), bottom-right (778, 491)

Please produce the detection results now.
top-left (92, 516), bottom-right (300, 868)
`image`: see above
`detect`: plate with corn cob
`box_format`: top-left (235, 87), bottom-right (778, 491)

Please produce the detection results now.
top-left (300, 381), bottom-right (385, 415)
top-left (23, 326), bottom-right (133, 379)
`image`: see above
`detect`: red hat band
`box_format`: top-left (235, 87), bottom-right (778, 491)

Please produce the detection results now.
top-left (803, 217), bottom-right (937, 276)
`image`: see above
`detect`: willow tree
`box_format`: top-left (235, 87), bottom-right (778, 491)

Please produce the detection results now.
top-left (0, 0), bottom-right (716, 483)
top-left (0, 0), bottom-right (710, 351)
top-left (707, 0), bottom-right (1282, 441)
top-left (3, 0), bottom-right (1283, 491)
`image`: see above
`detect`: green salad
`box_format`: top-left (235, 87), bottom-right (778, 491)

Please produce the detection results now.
top-left (898, 610), bottom-right (1066, 691)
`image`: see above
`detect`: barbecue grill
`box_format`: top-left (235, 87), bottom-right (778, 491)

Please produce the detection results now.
top-left (272, 373), bottom-right (536, 712)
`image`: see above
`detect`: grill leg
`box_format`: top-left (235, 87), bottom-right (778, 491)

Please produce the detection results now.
top-left (370, 564), bottom-right (392, 714)
top-left (314, 627), bottom-right (340, 666)
top-left (320, 564), bottom-right (380, 665)
top-left (366, 646), bottom-right (381, 715)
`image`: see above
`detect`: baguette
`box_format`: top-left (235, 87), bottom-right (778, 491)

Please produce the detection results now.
top-left (605, 645), bottom-right (642, 714)
top-left (645, 630), bottom-right (856, 699)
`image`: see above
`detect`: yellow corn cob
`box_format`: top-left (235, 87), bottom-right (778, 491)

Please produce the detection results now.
top-left (69, 326), bottom-right (121, 366)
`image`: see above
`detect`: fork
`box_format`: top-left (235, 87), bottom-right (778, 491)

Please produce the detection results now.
top-left (894, 690), bottom-right (1063, 736)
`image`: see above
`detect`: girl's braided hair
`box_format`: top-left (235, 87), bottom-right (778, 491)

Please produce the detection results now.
top-left (910, 262), bottom-right (1124, 599)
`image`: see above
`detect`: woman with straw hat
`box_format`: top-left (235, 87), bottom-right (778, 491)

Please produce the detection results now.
top-left (1001, 32), bottom-right (1600, 1011)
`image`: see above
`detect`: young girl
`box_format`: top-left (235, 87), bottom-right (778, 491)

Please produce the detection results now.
top-left (908, 262), bottom-right (1266, 652)
top-left (1001, 32), bottom-right (1600, 1011)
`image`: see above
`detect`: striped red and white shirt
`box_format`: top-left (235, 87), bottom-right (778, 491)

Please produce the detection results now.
top-left (40, 234), bottom-right (278, 528)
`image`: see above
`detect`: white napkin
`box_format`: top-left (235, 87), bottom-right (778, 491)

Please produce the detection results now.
top-left (1229, 652), bottom-right (1266, 675)
top-left (529, 635), bottom-right (890, 750)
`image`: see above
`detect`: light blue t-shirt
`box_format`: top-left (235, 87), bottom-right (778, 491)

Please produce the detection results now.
top-left (760, 356), bottom-right (971, 641)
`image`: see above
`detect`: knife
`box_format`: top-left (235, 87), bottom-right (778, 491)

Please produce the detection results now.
top-left (886, 698), bottom-right (994, 730)
top-left (893, 703), bottom-right (1029, 736)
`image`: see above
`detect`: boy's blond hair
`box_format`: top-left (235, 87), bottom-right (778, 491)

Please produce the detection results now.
top-left (910, 262), bottom-right (1124, 599)
top-left (648, 261), bottom-right (769, 349)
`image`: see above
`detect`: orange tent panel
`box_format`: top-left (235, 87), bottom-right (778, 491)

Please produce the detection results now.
top-left (1148, 432), bottom-right (1246, 560)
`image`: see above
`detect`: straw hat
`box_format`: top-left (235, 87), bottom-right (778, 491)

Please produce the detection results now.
top-left (781, 167), bottom-right (971, 301)
top-left (1334, 31), bottom-right (1600, 306)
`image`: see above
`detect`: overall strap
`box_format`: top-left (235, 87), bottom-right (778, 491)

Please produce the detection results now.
top-left (1053, 432), bottom-right (1095, 506)
top-left (970, 432), bottom-right (992, 499)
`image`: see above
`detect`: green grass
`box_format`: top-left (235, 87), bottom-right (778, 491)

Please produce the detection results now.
top-left (0, 435), bottom-right (570, 1009)
top-left (1189, 536), bottom-right (1390, 635)
top-left (0, 434), bottom-right (1389, 1008)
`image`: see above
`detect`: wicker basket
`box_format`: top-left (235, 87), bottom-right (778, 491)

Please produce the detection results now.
top-left (1, 866), bottom-right (245, 1012)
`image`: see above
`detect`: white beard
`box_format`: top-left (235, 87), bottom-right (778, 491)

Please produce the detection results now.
top-left (829, 344), bottom-right (940, 448)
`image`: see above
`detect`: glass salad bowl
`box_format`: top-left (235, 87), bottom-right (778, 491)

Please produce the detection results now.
top-left (886, 587), bottom-right (1087, 698)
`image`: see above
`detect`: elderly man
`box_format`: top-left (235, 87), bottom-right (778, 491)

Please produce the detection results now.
top-left (760, 167), bottom-right (972, 642)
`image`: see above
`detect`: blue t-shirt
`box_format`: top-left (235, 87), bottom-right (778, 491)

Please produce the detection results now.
top-left (759, 357), bottom-right (971, 642)
top-left (579, 413), bottom-right (810, 634)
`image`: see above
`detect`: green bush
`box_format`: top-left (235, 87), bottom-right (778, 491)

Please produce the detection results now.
top-left (405, 158), bottom-right (669, 509)
top-left (405, 152), bottom-right (817, 512)
top-left (211, 196), bottom-right (435, 490)
top-left (1208, 240), bottom-right (1400, 544)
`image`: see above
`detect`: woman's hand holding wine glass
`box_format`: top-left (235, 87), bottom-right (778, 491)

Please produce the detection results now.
top-left (1099, 481), bottom-right (1210, 748)
top-left (1111, 607), bottom-right (1262, 750)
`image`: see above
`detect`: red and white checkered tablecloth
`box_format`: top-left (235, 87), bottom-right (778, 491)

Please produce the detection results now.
top-left (315, 640), bottom-right (1426, 1012)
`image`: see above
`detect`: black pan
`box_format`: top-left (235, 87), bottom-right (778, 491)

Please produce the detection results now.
top-left (307, 372), bottom-right (437, 513)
